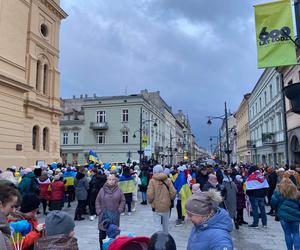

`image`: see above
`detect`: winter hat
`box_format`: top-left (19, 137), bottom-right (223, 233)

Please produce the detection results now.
top-left (107, 224), bottom-right (121, 239)
top-left (235, 175), bottom-right (243, 182)
top-left (164, 168), bottom-right (171, 175)
top-left (23, 168), bottom-right (32, 175)
top-left (185, 189), bottom-right (222, 216)
top-left (20, 194), bottom-right (40, 213)
top-left (192, 183), bottom-right (201, 193)
top-left (45, 211), bottom-right (75, 236)
top-left (153, 165), bottom-right (163, 174)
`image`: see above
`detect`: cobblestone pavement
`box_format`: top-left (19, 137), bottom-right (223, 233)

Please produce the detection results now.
top-left (38, 202), bottom-right (286, 250)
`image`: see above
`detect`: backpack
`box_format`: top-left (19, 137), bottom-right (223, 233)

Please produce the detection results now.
top-left (141, 175), bottom-right (148, 187)
top-left (28, 177), bottom-right (40, 195)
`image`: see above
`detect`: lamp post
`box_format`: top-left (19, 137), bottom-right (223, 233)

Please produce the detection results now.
top-left (133, 107), bottom-right (157, 166)
top-left (207, 102), bottom-right (231, 164)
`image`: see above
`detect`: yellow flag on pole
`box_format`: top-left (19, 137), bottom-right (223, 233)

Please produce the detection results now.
top-left (254, 0), bottom-right (297, 68)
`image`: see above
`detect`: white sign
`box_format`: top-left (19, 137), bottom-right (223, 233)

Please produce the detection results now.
top-left (144, 145), bottom-right (152, 157)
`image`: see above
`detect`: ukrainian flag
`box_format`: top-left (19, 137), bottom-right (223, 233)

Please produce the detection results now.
top-left (174, 171), bottom-right (192, 217)
top-left (88, 150), bottom-right (100, 164)
top-left (118, 175), bottom-right (136, 193)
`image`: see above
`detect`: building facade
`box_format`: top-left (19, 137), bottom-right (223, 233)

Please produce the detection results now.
top-left (60, 90), bottom-right (200, 165)
top-left (248, 68), bottom-right (285, 166)
top-left (236, 94), bottom-right (251, 163)
top-left (0, 0), bottom-right (67, 167)
top-left (279, 55), bottom-right (300, 166)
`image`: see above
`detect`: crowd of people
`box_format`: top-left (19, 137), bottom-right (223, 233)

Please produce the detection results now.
top-left (0, 160), bottom-right (299, 250)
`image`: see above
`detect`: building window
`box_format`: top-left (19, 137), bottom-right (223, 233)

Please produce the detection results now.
top-left (73, 132), bottom-right (79, 144)
top-left (270, 84), bottom-right (273, 100)
top-left (43, 64), bottom-right (48, 95)
top-left (42, 127), bottom-right (49, 151)
top-left (32, 126), bottom-right (39, 150)
top-left (264, 91), bottom-right (267, 105)
top-left (72, 153), bottom-right (78, 165)
top-left (276, 76), bottom-right (280, 94)
top-left (63, 132), bottom-right (68, 145)
top-left (277, 113), bottom-right (282, 131)
top-left (97, 132), bottom-right (105, 144)
top-left (259, 97), bottom-right (262, 111)
top-left (96, 111), bottom-right (106, 123)
top-left (122, 109), bottom-right (128, 122)
top-left (36, 60), bottom-right (41, 91)
top-left (122, 131), bottom-right (128, 143)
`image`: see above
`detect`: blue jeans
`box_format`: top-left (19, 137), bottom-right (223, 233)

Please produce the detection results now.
top-left (142, 192), bottom-right (147, 202)
top-left (249, 197), bottom-right (267, 226)
top-left (280, 220), bottom-right (300, 250)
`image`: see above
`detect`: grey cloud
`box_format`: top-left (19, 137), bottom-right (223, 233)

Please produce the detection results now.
top-left (60, 0), bottom-right (266, 148)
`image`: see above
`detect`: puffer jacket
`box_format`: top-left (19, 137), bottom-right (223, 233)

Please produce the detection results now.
top-left (271, 191), bottom-right (300, 222)
top-left (187, 208), bottom-right (233, 250)
top-left (49, 180), bottom-right (65, 201)
top-left (0, 212), bottom-right (12, 250)
top-left (34, 234), bottom-right (78, 250)
top-left (38, 175), bottom-right (50, 200)
top-left (75, 172), bottom-right (89, 201)
top-left (7, 211), bottom-right (41, 250)
top-left (147, 173), bottom-right (176, 213)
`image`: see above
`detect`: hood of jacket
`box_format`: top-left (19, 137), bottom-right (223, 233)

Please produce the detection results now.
top-left (195, 208), bottom-right (233, 232)
top-left (103, 183), bottom-right (120, 194)
top-left (34, 234), bottom-right (78, 250)
top-left (38, 175), bottom-right (50, 183)
top-left (152, 173), bottom-right (168, 181)
top-left (24, 172), bottom-right (35, 179)
top-left (76, 172), bottom-right (85, 180)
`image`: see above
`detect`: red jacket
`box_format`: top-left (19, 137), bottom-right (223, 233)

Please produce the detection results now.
top-left (7, 212), bottom-right (41, 250)
top-left (49, 181), bottom-right (65, 201)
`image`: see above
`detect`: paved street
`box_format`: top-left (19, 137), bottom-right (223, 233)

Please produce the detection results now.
top-left (38, 201), bottom-right (286, 250)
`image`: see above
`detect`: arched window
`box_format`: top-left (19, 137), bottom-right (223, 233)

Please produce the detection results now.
top-left (32, 126), bottom-right (40, 150)
top-left (43, 64), bottom-right (48, 95)
top-left (36, 60), bottom-right (41, 91)
top-left (43, 127), bottom-right (49, 151)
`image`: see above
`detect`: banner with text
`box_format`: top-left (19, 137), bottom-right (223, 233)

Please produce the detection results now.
top-left (254, 0), bottom-right (296, 68)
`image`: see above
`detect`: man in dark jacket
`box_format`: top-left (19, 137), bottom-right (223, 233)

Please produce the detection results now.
top-left (88, 168), bottom-right (107, 221)
top-left (266, 166), bottom-right (277, 215)
top-left (196, 166), bottom-right (209, 191)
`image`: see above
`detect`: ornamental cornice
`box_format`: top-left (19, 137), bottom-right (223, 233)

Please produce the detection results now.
top-left (39, 0), bottom-right (68, 20)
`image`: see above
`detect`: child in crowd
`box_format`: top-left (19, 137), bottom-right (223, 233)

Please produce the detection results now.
top-left (34, 210), bottom-right (78, 250)
top-left (101, 219), bottom-right (121, 250)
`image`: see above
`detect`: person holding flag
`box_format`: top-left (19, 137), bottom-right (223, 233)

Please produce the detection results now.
top-left (88, 150), bottom-right (101, 164)
top-left (246, 166), bottom-right (269, 228)
top-left (173, 165), bottom-right (192, 226)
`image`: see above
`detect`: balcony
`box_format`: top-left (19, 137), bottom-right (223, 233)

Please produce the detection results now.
top-left (90, 122), bottom-right (108, 130)
top-left (262, 133), bottom-right (276, 145)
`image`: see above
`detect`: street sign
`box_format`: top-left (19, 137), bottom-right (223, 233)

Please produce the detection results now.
top-left (142, 136), bottom-right (149, 149)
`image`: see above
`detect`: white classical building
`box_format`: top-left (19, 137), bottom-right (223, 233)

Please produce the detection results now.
top-left (248, 68), bottom-right (286, 165)
top-left (60, 90), bottom-right (199, 165)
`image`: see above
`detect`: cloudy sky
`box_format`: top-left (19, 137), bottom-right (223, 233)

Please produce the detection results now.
top-left (59, 0), bottom-right (268, 149)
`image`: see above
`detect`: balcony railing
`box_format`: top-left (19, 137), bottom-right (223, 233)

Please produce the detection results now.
top-left (262, 133), bottom-right (276, 145)
top-left (90, 122), bottom-right (108, 130)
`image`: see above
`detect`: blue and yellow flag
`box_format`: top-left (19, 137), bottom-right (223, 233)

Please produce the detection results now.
top-left (89, 150), bottom-right (100, 164)
top-left (174, 171), bottom-right (192, 216)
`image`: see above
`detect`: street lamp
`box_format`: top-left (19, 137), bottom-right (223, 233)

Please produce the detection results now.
top-left (207, 102), bottom-right (231, 165)
top-left (133, 107), bottom-right (157, 166)
top-left (169, 130), bottom-right (177, 165)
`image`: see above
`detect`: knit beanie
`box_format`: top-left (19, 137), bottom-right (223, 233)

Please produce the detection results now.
top-left (185, 189), bottom-right (222, 216)
top-left (153, 165), bottom-right (163, 174)
top-left (45, 211), bottom-right (75, 236)
top-left (20, 194), bottom-right (40, 213)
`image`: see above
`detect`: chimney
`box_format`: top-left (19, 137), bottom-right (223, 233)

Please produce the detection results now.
top-left (85, 94), bottom-right (88, 98)
top-left (73, 95), bottom-right (75, 99)
top-left (93, 93), bottom-right (96, 98)
top-left (80, 94), bottom-right (83, 99)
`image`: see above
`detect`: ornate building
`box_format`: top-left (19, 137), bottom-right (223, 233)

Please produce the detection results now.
top-left (236, 93), bottom-right (251, 163)
top-left (0, 0), bottom-right (67, 167)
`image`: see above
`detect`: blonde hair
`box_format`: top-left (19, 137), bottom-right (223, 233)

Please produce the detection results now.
top-left (278, 177), bottom-right (300, 200)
